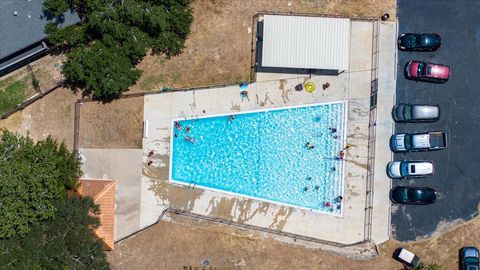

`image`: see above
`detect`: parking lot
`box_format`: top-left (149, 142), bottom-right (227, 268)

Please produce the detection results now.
top-left (392, 0), bottom-right (480, 241)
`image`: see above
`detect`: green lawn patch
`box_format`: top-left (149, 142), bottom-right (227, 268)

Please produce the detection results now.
top-left (0, 80), bottom-right (28, 115)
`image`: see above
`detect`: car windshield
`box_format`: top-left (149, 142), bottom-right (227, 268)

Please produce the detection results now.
top-left (400, 163), bottom-right (410, 176)
top-left (426, 66), bottom-right (432, 76)
top-left (403, 105), bottom-right (413, 120)
top-left (404, 135), bottom-right (413, 150)
top-left (417, 62), bottom-right (426, 77)
top-left (407, 189), bottom-right (419, 202)
top-left (398, 188), bottom-right (410, 201)
top-left (410, 35), bottom-right (419, 47)
top-left (465, 257), bottom-right (480, 264)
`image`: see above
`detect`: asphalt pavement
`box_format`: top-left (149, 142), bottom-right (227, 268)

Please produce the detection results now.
top-left (392, 0), bottom-right (480, 241)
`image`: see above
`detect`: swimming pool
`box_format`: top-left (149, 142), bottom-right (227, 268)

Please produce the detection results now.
top-left (170, 102), bottom-right (347, 214)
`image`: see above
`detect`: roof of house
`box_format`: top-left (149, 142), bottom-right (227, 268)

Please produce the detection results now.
top-left (261, 15), bottom-right (350, 71)
top-left (78, 179), bottom-right (116, 251)
top-left (0, 0), bottom-right (80, 60)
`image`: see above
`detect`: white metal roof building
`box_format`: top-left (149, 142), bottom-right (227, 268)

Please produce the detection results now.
top-left (261, 15), bottom-right (351, 71)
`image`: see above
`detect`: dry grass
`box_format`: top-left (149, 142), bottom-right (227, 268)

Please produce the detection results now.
top-left (131, 0), bottom-right (396, 92)
top-left (78, 97), bottom-right (144, 149)
top-left (0, 87), bottom-right (79, 149)
top-left (108, 212), bottom-right (480, 270)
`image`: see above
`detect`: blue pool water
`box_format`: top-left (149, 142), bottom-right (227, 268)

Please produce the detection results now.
top-left (171, 102), bottom-right (346, 213)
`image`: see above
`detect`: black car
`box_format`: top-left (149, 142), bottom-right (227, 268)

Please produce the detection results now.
top-left (460, 247), bottom-right (480, 270)
top-left (390, 186), bottom-right (436, 205)
top-left (398, 33), bottom-right (441, 51)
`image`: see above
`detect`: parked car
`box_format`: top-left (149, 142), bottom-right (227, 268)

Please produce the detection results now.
top-left (392, 104), bottom-right (440, 123)
top-left (405, 60), bottom-right (450, 83)
top-left (390, 131), bottom-right (447, 152)
top-left (393, 247), bottom-right (421, 268)
top-left (390, 186), bottom-right (436, 205)
top-left (387, 160), bottom-right (434, 179)
top-left (398, 33), bottom-right (441, 51)
top-left (460, 247), bottom-right (479, 270)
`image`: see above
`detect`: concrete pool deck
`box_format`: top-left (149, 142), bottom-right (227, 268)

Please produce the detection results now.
top-left (135, 19), bottom-right (397, 247)
top-left (142, 83), bottom-right (368, 244)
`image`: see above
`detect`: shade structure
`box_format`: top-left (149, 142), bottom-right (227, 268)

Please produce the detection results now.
top-left (261, 15), bottom-right (350, 71)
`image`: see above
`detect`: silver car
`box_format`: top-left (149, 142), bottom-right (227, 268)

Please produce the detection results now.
top-left (392, 104), bottom-right (440, 123)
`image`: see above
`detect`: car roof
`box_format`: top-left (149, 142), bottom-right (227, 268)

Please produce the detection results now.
top-left (411, 105), bottom-right (440, 119)
top-left (407, 161), bottom-right (433, 174)
top-left (420, 33), bottom-right (440, 44)
top-left (426, 63), bottom-right (450, 78)
top-left (464, 247), bottom-right (480, 258)
top-left (398, 248), bottom-right (416, 262)
top-left (391, 186), bottom-right (436, 203)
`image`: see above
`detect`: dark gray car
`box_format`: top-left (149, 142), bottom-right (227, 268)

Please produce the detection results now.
top-left (392, 104), bottom-right (440, 123)
top-left (398, 33), bottom-right (441, 51)
top-left (460, 247), bottom-right (479, 270)
top-left (390, 186), bottom-right (436, 205)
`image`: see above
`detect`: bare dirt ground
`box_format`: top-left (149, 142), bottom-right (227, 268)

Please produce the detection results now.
top-left (0, 54), bottom-right (64, 91)
top-left (0, 54), bottom-right (143, 150)
top-left (78, 97), bottom-right (144, 149)
top-left (132, 0), bottom-right (396, 92)
top-left (108, 213), bottom-right (480, 270)
top-left (0, 87), bottom-right (79, 149)
top-left (0, 54), bottom-right (76, 148)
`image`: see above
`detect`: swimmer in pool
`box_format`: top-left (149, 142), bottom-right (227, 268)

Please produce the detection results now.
top-left (174, 121), bottom-right (182, 130)
top-left (185, 136), bottom-right (195, 144)
top-left (305, 142), bottom-right (315, 149)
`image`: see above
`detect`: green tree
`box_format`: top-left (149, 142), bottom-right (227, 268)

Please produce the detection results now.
top-left (0, 130), bottom-right (81, 238)
top-left (43, 0), bottom-right (193, 99)
top-left (63, 42), bottom-right (142, 99)
top-left (42, 0), bottom-right (68, 17)
top-left (45, 23), bottom-right (88, 46)
top-left (0, 196), bottom-right (110, 269)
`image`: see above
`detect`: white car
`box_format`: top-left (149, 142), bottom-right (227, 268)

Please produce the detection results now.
top-left (387, 160), bottom-right (434, 179)
top-left (393, 247), bottom-right (421, 268)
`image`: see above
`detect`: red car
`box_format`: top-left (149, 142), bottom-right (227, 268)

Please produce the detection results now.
top-left (405, 60), bottom-right (450, 83)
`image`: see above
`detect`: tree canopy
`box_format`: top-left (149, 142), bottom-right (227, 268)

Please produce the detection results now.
top-left (0, 196), bottom-right (110, 269)
top-left (0, 130), bottom-right (81, 238)
top-left (0, 130), bottom-right (110, 268)
top-left (44, 0), bottom-right (193, 99)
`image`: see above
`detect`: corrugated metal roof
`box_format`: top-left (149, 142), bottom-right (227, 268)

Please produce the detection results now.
top-left (261, 15), bottom-right (350, 70)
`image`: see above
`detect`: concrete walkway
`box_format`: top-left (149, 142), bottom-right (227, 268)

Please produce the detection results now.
top-left (370, 21), bottom-right (397, 243)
